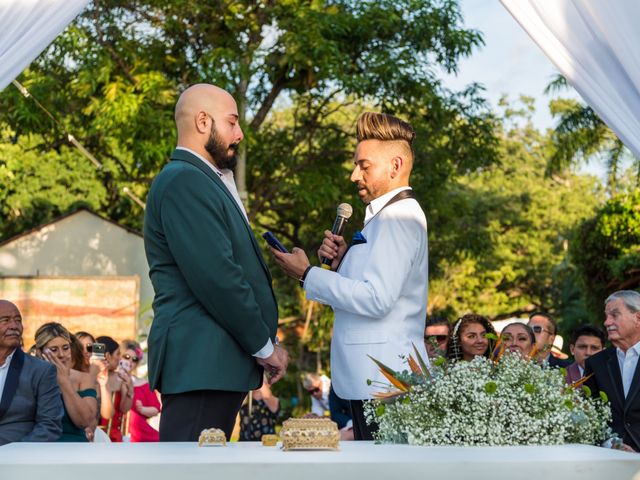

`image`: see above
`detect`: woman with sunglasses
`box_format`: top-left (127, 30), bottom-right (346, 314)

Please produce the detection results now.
top-left (75, 332), bottom-right (98, 374)
top-left (121, 339), bottom-right (161, 442)
top-left (96, 336), bottom-right (133, 442)
top-left (34, 323), bottom-right (98, 442)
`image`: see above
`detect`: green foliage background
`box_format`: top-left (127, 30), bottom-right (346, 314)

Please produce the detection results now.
top-left (1, 0), bottom-right (639, 406)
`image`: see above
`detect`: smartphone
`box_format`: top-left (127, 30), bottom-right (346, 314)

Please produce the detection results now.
top-left (88, 342), bottom-right (106, 359)
top-left (262, 231), bottom-right (288, 253)
top-left (119, 358), bottom-right (133, 374)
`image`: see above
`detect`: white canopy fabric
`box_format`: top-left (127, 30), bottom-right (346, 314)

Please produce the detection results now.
top-left (0, 0), bottom-right (89, 92)
top-left (501, 0), bottom-right (640, 160)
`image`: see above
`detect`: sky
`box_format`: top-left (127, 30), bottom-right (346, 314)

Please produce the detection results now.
top-left (439, 0), bottom-right (610, 180)
top-left (440, 0), bottom-right (582, 131)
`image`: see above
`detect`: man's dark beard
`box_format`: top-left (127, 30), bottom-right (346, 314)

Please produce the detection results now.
top-left (204, 126), bottom-right (239, 170)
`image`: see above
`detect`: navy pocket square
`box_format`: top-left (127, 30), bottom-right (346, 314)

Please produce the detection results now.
top-left (351, 230), bottom-right (367, 245)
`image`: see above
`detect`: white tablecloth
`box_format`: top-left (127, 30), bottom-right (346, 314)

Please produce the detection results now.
top-left (1, 442), bottom-right (639, 480)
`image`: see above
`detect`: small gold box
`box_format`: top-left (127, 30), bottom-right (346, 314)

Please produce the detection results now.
top-left (280, 418), bottom-right (340, 451)
top-left (198, 428), bottom-right (226, 447)
top-left (261, 434), bottom-right (279, 446)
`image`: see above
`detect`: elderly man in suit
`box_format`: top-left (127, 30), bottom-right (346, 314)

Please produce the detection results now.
top-left (585, 290), bottom-right (640, 451)
top-left (271, 112), bottom-right (429, 440)
top-left (144, 84), bottom-right (288, 442)
top-left (0, 300), bottom-right (63, 444)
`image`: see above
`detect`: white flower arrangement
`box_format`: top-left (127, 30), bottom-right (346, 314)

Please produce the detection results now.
top-left (364, 352), bottom-right (612, 446)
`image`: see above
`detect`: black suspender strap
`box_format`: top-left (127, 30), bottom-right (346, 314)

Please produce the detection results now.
top-left (363, 189), bottom-right (417, 227)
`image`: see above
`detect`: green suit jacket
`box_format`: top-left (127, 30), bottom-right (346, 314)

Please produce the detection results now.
top-left (143, 148), bottom-right (278, 394)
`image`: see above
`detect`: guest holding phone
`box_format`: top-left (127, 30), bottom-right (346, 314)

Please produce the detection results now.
top-left (96, 336), bottom-right (133, 442)
top-left (34, 323), bottom-right (97, 442)
top-left (121, 340), bottom-right (161, 442)
top-left (74, 331), bottom-right (102, 379)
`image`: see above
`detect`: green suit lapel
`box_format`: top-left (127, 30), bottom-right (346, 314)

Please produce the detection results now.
top-left (169, 148), bottom-right (271, 281)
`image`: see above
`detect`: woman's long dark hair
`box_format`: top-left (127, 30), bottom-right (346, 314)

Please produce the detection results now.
top-left (447, 314), bottom-right (496, 361)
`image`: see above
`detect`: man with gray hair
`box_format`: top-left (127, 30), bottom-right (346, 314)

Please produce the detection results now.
top-left (585, 290), bottom-right (640, 451)
top-left (302, 372), bottom-right (331, 417)
top-left (0, 300), bottom-right (63, 444)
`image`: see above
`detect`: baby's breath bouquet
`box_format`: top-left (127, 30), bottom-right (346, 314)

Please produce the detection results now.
top-left (364, 348), bottom-right (612, 446)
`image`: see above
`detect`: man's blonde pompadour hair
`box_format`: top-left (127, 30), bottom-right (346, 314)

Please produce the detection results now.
top-left (356, 112), bottom-right (415, 148)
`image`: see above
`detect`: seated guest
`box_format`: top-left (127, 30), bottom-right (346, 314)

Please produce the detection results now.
top-left (121, 339), bottom-right (161, 442)
top-left (329, 386), bottom-right (354, 441)
top-left (239, 377), bottom-right (279, 441)
top-left (96, 336), bottom-right (133, 442)
top-left (528, 311), bottom-right (571, 367)
top-left (302, 372), bottom-right (331, 417)
top-left (448, 314), bottom-right (496, 362)
top-left (424, 316), bottom-right (450, 359)
top-left (34, 323), bottom-right (97, 442)
top-left (75, 331), bottom-right (100, 377)
top-left (502, 322), bottom-right (535, 359)
top-left (0, 300), bottom-right (63, 444)
top-left (566, 325), bottom-right (606, 384)
top-left (585, 290), bottom-right (640, 452)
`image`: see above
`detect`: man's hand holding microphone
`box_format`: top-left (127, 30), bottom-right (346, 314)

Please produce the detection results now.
top-left (264, 203), bottom-right (352, 384)
top-left (269, 202), bottom-right (352, 278)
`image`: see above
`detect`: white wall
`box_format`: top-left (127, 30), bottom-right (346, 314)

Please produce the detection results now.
top-left (0, 210), bottom-right (153, 325)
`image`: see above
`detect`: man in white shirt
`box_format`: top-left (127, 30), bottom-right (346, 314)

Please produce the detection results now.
top-left (271, 112), bottom-right (429, 440)
top-left (585, 290), bottom-right (640, 451)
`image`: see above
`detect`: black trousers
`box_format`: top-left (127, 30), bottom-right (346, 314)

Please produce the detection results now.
top-left (159, 389), bottom-right (246, 442)
top-left (350, 400), bottom-right (378, 441)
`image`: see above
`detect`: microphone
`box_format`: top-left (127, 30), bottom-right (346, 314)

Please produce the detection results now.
top-left (321, 203), bottom-right (353, 269)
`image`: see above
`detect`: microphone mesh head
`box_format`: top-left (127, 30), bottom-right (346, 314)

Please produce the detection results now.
top-left (337, 203), bottom-right (353, 219)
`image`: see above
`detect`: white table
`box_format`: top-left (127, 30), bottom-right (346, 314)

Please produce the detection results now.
top-left (1, 442), bottom-right (639, 480)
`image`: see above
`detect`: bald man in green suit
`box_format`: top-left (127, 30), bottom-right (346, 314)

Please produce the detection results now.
top-left (144, 84), bottom-right (288, 441)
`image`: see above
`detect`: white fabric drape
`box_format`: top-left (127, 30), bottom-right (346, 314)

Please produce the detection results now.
top-left (501, 0), bottom-right (640, 159)
top-left (0, 0), bottom-right (89, 92)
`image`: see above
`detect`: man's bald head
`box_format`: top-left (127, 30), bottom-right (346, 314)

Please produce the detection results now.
top-left (175, 84), bottom-right (232, 135)
top-left (174, 84), bottom-right (244, 169)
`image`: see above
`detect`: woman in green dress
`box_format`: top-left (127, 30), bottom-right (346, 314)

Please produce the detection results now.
top-left (35, 323), bottom-right (97, 442)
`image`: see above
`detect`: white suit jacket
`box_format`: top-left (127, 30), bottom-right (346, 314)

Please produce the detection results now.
top-left (304, 187), bottom-right (429, 400)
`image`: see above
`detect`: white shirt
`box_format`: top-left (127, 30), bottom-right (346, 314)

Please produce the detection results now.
top-left (310, 375), bottom-right (332, 417)
top-left (305, 186), bottom-right (430, 399)
top-left (175, 147), bottom-right (248, 221)
top-left (617, 341), bottom-right (640, 397)
top-left (0, 349), bottom-right (16, 400)
top-left (175, 147), bottom-right (273, 359)
top-left (364, 186), bottom-right (411, 224)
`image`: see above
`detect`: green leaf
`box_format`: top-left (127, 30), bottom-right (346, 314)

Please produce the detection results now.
top-left (433, 356), bottom-right (446, 367)
top-left (599, 391), bottom-right (609, 403)
top-left (582, 385), bottom-right (592, 398)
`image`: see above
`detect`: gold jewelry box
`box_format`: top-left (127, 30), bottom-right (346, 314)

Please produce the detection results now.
top-left (261, 434), bottom-right (279, 446)
top-left (198, 428), bottom-right (226, 447)
top-left (280, 418), bottom-right (340, 451)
